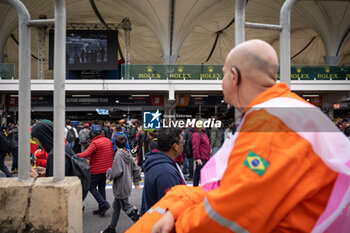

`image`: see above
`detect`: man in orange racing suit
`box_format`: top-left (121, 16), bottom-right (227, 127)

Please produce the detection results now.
top-left (126, 39), bottom-right (350, 233)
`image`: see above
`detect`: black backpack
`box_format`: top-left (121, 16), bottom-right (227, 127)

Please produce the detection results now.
top-left (0, 132), bottom-right (11, 154)
top-left (184, 131), bottom-right (202, 158)
top-left (66, 127), bottom-right (76, 143)
top-left (8, 129), bottom-right (18, 149)
top-left (65, 147), bottom-right (91, 200)
top-left (102, 126), bottom-right (111, 139)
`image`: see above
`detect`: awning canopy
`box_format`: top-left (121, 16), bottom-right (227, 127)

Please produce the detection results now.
top-left (0, 0), bottom-right (349, 78)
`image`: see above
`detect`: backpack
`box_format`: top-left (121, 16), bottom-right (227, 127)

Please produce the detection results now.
top-left (0, 132), bottom-right (11, 154)
top-left (184, 130), bottom-right (202, 158)
top-left (65, 147), bottom-right (91, 200)
top-left (103, 126), bottom-right (111, 139)
top-left (123, 127), bottom-right (129, 138)
top-left (79, 129), bottom-right (90, 144)
top-left (66, 127), bottom-right (76, 143)
top-left (8, 129), bottom-right (18, 149)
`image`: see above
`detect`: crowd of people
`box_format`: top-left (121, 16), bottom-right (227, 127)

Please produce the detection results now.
top-left (0, 116), bottom-right (238, 179)
top-left (335, 117), bottom-right (350, 138)
top-left (1, 39), bottom-right (350, 232)
top-left (0, 115), bottom-right (237, 232)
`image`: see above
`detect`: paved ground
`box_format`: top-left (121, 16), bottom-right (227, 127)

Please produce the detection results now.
top-left (1, 155), bottom-right (15, 178)
top-left (83, 188), bottom-right (143, 233)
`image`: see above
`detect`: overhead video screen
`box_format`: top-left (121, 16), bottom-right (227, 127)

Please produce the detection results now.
top-left (49, 30), bottom-right (118, 70)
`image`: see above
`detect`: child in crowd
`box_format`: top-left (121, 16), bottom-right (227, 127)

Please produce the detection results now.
top-left (101, 135), bottom-right (141, 233)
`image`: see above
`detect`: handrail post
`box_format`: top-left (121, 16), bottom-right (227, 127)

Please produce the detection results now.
top-left (0, 0), bottom-right (31, 180)
top-left (234, 0), bottom-right (246, 124)
top-left (53, 0), bottom-right (66, 181)
top-left (235, 0), bottom-right (246, 45)
top-left (280, 0), bottom-right (299, 87)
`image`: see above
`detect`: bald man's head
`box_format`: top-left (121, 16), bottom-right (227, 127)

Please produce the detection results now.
top-left (227, 39), bottom-right (279, 83)
top-left (222, 40), bottom-right (279, 109)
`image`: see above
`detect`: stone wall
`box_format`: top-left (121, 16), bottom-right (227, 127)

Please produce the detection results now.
top-left (0, 177), bottom-right (82, 233)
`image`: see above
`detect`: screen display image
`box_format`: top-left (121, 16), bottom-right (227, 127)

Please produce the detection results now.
top-left (49, 30), bottom-right (118, 70)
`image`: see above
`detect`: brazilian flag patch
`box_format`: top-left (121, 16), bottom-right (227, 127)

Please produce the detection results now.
top-left (243, 151), bottom-right (269, 176)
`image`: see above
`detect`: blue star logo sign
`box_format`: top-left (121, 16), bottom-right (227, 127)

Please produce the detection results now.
top-left (143, 110), bottom-right (162, 129)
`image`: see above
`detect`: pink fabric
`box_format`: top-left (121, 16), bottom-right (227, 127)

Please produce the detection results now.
top-left (346, 160), bottom-right (350, 168)
top-left (313, 175), bottom-right (350, 228)
top-left (200, 125), bottom-right (240, 192)
top-left (324, 204), bottom-right (350, 233)
top-left (200, 156), bottom-right (218, 192)
top-left (201, 181), bottom-right (220, 192)
top-left (200, 155), bottom-right (217, 185)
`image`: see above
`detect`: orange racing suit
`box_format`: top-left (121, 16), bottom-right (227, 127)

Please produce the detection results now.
top-left (126, 83), bottom-right (340, 233)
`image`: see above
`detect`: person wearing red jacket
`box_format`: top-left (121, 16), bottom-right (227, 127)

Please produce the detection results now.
top-left (78, 125), bottom-right (114, 216)
top-left (191, 127), bottom-right (211, 186)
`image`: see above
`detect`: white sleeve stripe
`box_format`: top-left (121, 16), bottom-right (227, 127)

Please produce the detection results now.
top-left (147, 207), bottom-right (166, 215)
top-left (203, 197), bottom-right (250, 233)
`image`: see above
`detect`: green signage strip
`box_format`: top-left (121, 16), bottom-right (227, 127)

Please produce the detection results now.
top-left (121, 65), bottom-right (350, 81)
top-left (289, 66), bottom-right (349, 80)
top-left (123, 65), bottom-right (223, 80)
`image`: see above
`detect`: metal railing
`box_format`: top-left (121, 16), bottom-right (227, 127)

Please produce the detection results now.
top-left (0, 0), bottom-right (66, 181)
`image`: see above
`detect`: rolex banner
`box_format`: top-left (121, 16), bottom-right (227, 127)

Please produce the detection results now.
top-left (122, 65), bottom-right (223, 80)
top-left (122, 65), bottom-right (350, 81)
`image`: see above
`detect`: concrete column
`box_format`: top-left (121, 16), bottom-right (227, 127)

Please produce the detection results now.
top-left (37, 27), bottom-right (46, 79)
top-left (235, 0), bottom-right (246, 45)
top-left (164, 95), bottom-right (170, 125)
top-left (162, 54), bottom-right (177, 65)
top-left (122, 17), bottom-right (131, 79)
top-left (280, 0), bottom-right (298, 88)
top-left (53, 0), bottom-right (66, 181)
top-left (234, 0), bottom-right (246, 124)
top-left (324, 56), bottom-right (343, 66)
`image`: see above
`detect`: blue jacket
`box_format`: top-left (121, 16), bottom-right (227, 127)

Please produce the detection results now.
top-left (111, 132), bottom-right (130, 151)
top-left (143, 151), bottom-right (185, 212)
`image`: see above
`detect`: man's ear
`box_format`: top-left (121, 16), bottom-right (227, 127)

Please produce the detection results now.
top-left (174, 141), bottom-right (183, 153)
top-left (232, 66), bottom-right (242, 86)
top-left (231, 67), bottom-right (239, 86)
top-left (173, 143), bottom-right (179, 151)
